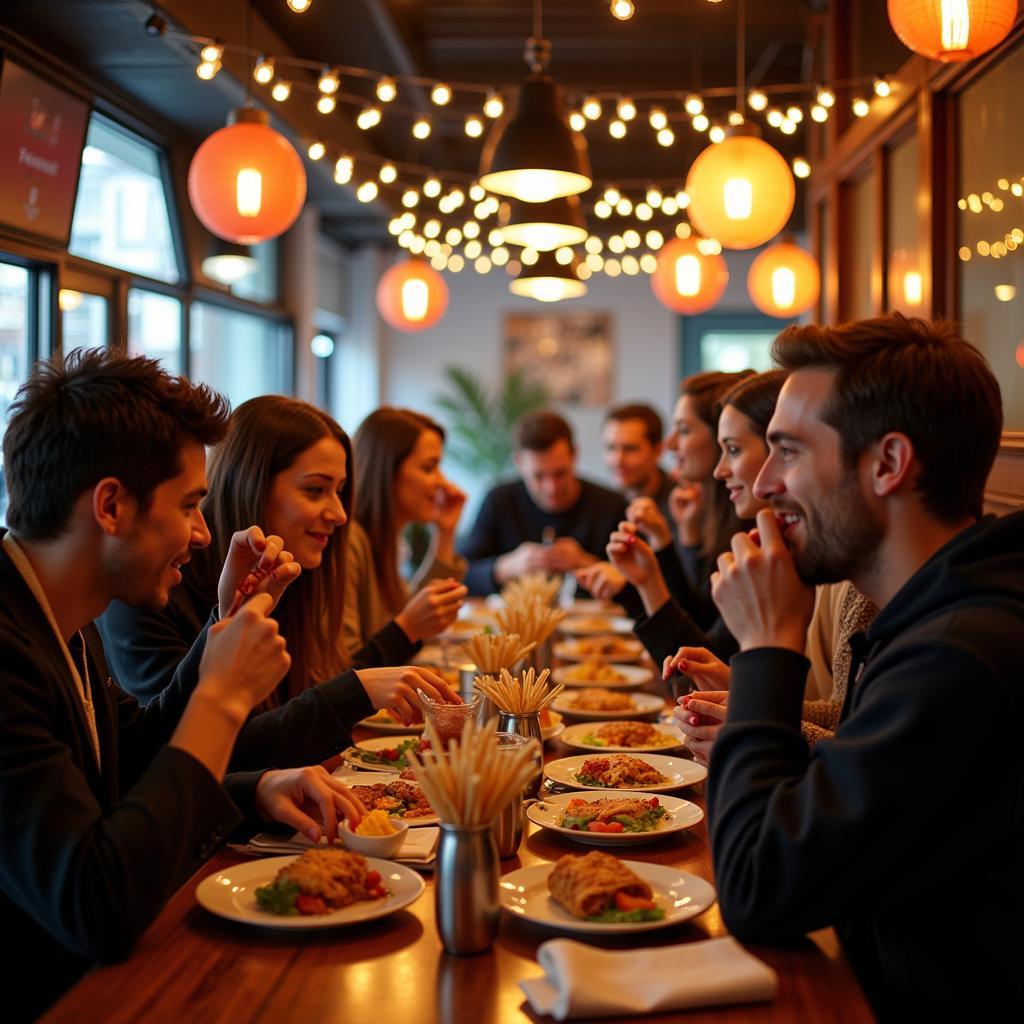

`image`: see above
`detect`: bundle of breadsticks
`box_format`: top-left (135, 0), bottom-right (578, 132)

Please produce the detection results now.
top-left (500, 571), bottom-right (562, 609)
top-left (404, 718), bottom-right (538, 826)
top-left (459, 632), bottom-right (535, 675)
top-left (473, 667), bottom-right (564, 716)
top-left (495, 594), bottom-right (566, 650)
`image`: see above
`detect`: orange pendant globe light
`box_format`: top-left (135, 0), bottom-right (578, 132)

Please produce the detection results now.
top-left (650, 237), bottom-right (729, 314)
top-left (685, 129), bottom-right (795, 250)
top-left (376, 258), bottom-right (449, 332)
top-left (887, 0), bottom-right (1017, 63)
top-left (188, 108), bottom-right (306, 245)
top-left (746, 242), bottom-right (820, 318)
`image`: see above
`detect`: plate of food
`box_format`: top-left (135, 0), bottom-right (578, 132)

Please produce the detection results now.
top-left (551, 689), bottom-right (665, 719)
top-left (499, 852), bottom-right (715, 934)
top-left (343, 736), bottom-right (434, 772)
top-left (436, 617), bottom-right (491, 643)
top-left (357, 708), bottom-right (426, 735)
top-left (543, 752), bottom-right (707, 792)
top-left (332, 772), bottom-right (439, 826)
top-left (196, 850), bottom-right (425, 929)
top-left (526, 792), bottom-right (703, 845)
top-left (560, 598), bottom-right (625, 617)
top-left (558, 615), bottom-right (635, 636)
top-left (539, 708), bottom-right (565, 742)
top-left (553, 637), bottom-right (645, 663)
top-left (551, 661), bottom-right (652, 689)
top-left (558, 720), bottom-right (684, 753)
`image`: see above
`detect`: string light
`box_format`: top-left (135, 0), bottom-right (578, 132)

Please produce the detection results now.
top-left (463, 221), bottom-right (480, 239)
top-left (786, 106), bottom-right (803, 123)
top-left (569, 110), bottom-right (587, 132)
top-left (492, 246), bottom-right (510, 265)
top-left (402, 189), bottom-right (419, 208)
top-left (412, 117), bottom-right (432, 139)
top-left (728, 111), bottom-right (745, 126)
top-left (617, 96), bottom-right (637, 121)
top-left (611, 0), bottom-right (635, 19)
top-left (793, 156), bottom-right (811, 178)
top-left (684, 93), bottom-right (704, 116)
top-left (423, 177), bottom-right (442, 198)
top-left (810, 104), bottom-right (828, 122)
top-left (379, 163), bottom-right (397, 184)
top-left (615, 196), bottom-right (633, 215)
top-left (692, 113), bottom-right (709, 132)
top-left (636, 202), bottom-right (653, 220)
top-left (748, 90), bottom-right (768, 111)
top-left (465, 240), bottom-right (482, 259)
top-left (377, 76), bottom-right (397, 102)
top-left (200, 41), bottom-right (223, 63)
top-left (649, 106), bottom-right (668, 130)
top-left (816, 86), bottom-right (835, 107)
top-left (465, 115), bottom-right (484, 137)
top-left (424, 219), bottom-right (441, 238)
top-left (609, 119), bottom-right (627, 138)
top-left (307, 140), bottom-right (326, 160)
top-left (661, 196), bottom-right (678, 216)
top-left (483, 89), bottom-right (504, 118)
top-left (270, 79), bottom-right (292, 102)
top-left (675, 189), bottom-right (689, 208)
top-left (445, 227), bottom-right (463, 246)
top-left (316, 94), bottom-right (336, 114)
top-left (431, 82), bottom-right (453, 106)
top-left (488, 228), bottom-right (505, 246)
top-left (609, 235), bottom-right (626, 253)
top-left (594, 200), bottom-right (612, 218)
top-left (582, 95), bottom-right (602, 120)
top-left (645, 229), bottom-right (664, 249)
top-left (448, 254), bottom-right (464, 272)
top-left (196, 60), bottom-right (221, 80)
top-left (623, 228), bottom-right (641, 248)
top-left (585, 236), bottom-right (604, 254)
top-left (253, 55), bottom-right (275, 85)
top-left (357, 105), bottom-right (382, 129)
top-left (555, 246), bottom-right (575, 265)
top-left (766, 108), bottom-right (784, 127)
top-left (622, 255), bottom-right (640, 275)
top-left (873, 75), bottom-right (891, 98)
top-left (646, 187), bottom-right (663, 207)
top-left (852, 97), bottom-right (870, 117)
top-left (657, 127), bottom-right (675, 146)
top-left (709, 124), bottom-right (726, 143)
top-left (469, 184), bottom-right (486, 201)
top-left (780, 117), bottom-right (797, 135)
top-left (334, 156), bottom-right (353, 184)
top-left (604, 186), bottom-right (622, 204)
top-left (287, 0), bottom-right (312, 11)
top-left (318, 67), bottom-right (340, 95)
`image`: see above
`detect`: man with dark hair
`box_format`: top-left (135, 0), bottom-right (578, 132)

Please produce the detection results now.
top-left (602, 402), bottom-right (674, 514)
top-left (460, 409), bottom-right (627, 593)
top-left (0, 350), bottom-right (363, 1021)
top-left (703, 315), bottom-right (1023, 1014)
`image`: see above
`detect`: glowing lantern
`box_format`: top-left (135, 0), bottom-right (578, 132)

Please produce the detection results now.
top-left (747, 243), bottom-right (820, 318)
top-left (509, 249), bottom-right (587, 302)
top-left (887, 0), bottom-right (1017, 62)
top-left (188, 108), bottom-right (306, 244)
top-left (650, 237), bottom-right (729, 314)
top-left (685, 130), bottom-right (795, 250)
top-left (376, 258), bottom-right (449, 332)
top-left (888, 248), bottom-right (925, 313)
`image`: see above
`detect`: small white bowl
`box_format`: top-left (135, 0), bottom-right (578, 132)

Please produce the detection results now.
top-left (340, 817), bottom-right (408, 858)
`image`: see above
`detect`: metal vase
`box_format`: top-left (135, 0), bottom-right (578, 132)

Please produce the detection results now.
top-left (496, 711), bottom-right (544, 799)
top-left (435, 823), bottom-right (500, 955)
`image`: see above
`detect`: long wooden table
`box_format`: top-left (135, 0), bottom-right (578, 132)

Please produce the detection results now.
top-left (42, 717), bottom-right (873, 1023)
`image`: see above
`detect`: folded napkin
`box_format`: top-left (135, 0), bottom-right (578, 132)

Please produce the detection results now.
top-left (235, 826), bottom-right (440, 866)
top-left (520, 937), bottom-right (777, 1020)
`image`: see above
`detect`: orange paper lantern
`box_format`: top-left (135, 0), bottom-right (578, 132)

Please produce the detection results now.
top-left (747, 243), bottom-right (820, 318)
top-left (376, 258), bottom-right (449, 332)
top-left (650, 237), bottom-right (729, 314)
top-left (188, 109), bottom-right (306, 245)
top-left (685, 132), bottom-right (795, 250)
top-left (887, 0), bottom-right (1017, 63)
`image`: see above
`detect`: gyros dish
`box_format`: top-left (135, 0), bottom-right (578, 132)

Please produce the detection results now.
top-left (255, 849), bottom-right (387, 916)
top-left (574, 754), bottom-right (669, 789)
top-left (548, 851), bottom-right (664, 922)
top-left (559, 796), bottom-right (668, 834)
top-left (579, 721), bottom-right (678, 750)
top-left (350, 780), bottom-right (434, 819)
top-left (563, 688), bottom-right (636, 712)
top-left (560, 661), bottom-right (628, 684)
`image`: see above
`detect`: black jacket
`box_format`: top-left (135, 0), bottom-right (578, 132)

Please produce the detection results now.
top-left (707, 512), bottom-right (1024, 1016)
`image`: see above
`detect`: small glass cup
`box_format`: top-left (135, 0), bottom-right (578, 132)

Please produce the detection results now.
top-left (417, 688), bottom-right (483, 747)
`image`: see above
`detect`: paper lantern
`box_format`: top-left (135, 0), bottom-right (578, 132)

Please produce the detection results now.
top-left (376, 259), bottom-right (449, 331)
top-left (887, 248), bottom-right (925, 314)
top-left (188, 108), bottom-right (306, 245)
top-left (685, 131), bottom-right (795, 250)
top-left (650, 237), bottom-right (729, 314)
top-left (887, 0), bottom-right (1017, 62)
top-left (747, 243), bottom-right (820, 318)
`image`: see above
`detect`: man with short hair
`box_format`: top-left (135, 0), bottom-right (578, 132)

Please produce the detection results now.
top-left (702, 315), bottom-right (1023, 1014)
top-left (0, 350), bottom-right (363, 1021)
top-left (602, 402), bottom-right (674, 516)
top-left (459, 409), bottom-right (627, 593)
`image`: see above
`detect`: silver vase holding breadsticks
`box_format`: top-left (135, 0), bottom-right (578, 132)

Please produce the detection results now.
top-left (495, 711), bottom-right (543, 800)
top-left (436, 823), bottom-right (500, 954)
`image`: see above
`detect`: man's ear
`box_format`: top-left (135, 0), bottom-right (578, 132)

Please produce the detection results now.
top-left (92, 478), bottom-right (134, 537)
top-left (868, 432), bottom-right (916, 499)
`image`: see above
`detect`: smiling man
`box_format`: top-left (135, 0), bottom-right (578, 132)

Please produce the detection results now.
top-left (705, 315), bottom-right (1024, 1015)
top-left (601, 403), bottom-right (673, 512)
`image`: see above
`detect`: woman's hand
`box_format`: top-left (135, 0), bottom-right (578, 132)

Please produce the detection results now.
top-left (356, 665), bottom-right (462, 723)
top-left (668, 482), bottom-right (704, 547)
top-left (662, 646), bottom-right (731, 691)
top-left (574, 561), bottom-right (627, 601)
top-left (434, 479), bottom-right (467, 538)
top-left (606, 521), bottom-right (669, 615)
top-left (395, 577), bottom-right (468, 642)
top-left (217, 525), bottom-right (301, 619)
top-left (672, 690), bottom-right (728, 766)
top-left (255, 765), bottom-right (366, 844)
top-left (626, 497), bottom-right (672, 552)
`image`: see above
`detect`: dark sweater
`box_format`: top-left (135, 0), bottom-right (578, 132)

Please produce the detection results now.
top-left (707, 512), bottom-right (1024, 1017)
top-left (459, 478), bottom-right (628, 595)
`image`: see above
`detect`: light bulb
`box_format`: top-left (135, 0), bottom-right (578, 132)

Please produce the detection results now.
top-left (594, 200), bottom-right (612, 219)
top-left (766, 108), bottom-right (783, 127)
top-left (786, 106), bottom-right (803, 123)
top-left (609, 119), bottom-right (627, 139)
top-left (748, 90), bottom-right (768, 111)
top-left (483, 90), bottom-right (504, 118)
top-left (463, 114), bottom-right (483, 138)
top-left (424, 219), bottom-right (441, 239)
top-left (811, 104), bottom-right (828, 122)
top-left (356, 181), bottom-right (379, 203)
top-left (657, 127), bottom-right (675, 146)
top-left (661, 196), bottom-right (678, 216)
top-left (723, 178), bottom-right (753, 220)
top-left (728, 111), bottom-right (745, 126)
top-left (816, 86), bottom-right (835, 108)
top-left (646, 187), bottom-right (663, 207)
top-left (412, 118), bottom-right (431, 139)
top-left (271, 80), bottom-right (292, 102)
top-left (334, 156), bottom-right (353, 184)
top-left (604, 186), bottom-right (621, 204)
top-left (376, 76), bottom-right (397, 103)
top-left (709, 125), bottom-right (726, 144)
top-left (904, 272), bottom-right (924, 305)
top-left (470, 184), bottom-right (486, 201)
top-left (357, 106), bottom-right (382, 130)
top-left (423, 177), bottom-right (442, 198)
top-left (645, 229), bottom-right (663, 249)
top-left (873, 75), bottom-right (891, 98)
top-left (402, 189), bottom-right (419, 208)
top-left (684, 93), bottom-right (704, 116)
top-left (636, 203), bottom-right (653, 221)
top-left (463, 221), bottom-right (480, 239)
top-left (582, 95), bottom-right (602, 120)
top-left (623, 229), bottom-right (641, 248)
top-left (611, 0), bottom-right (635, 19)
top-left (316, 95), bottom-right (336, 115)
top-left (199, 42), bottom-right (223, 64)
top-left (379, 163), bottom-right (397, 184)
top-left (793, 157), bottom-right (811, 179)
top-left (287, 0), bottom-right (312, 11)
top-left (852, 97), bottom-right (870, 118)
top-left (196, 60), bottom-right (220, 81)
top-left (569, 110), bottom-right (587, 132)
top-left (253, 55), bottom-right (275, 85)
top-left (431, 82), bottom-right (452, 106)
top-left (649, 106), bottom-right (668, 130)
top-left (675, 254), bottom-right (701, 296)
top-left (692, 113), bottom-right (709, 132)
top-left (617, 96), bottom-right (637, 121)
top-left (235, 168), bottom-right (262, 217)
top-left (771, 267), bottom-right (797, 309)
top-left (307, 141), bottom-right (326, 161)
top-left (616, 197), bottom-right (633, 216)
top-left (780, 117), bottom-right (797, 135)
top-left (401, 279), bottom-right (429, 322)
top-left (318, 67), bottom-right (340, 94)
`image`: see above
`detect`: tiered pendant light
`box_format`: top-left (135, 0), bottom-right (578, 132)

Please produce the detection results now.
top-left (498, 194), bottom-right (588, 250)
top-left (202, 240), bottom-right (259, 285)
top-left (650, 237), bottom-right (729, 314)
top-left (746, 242), bottom-right (820, 317)
top-left (509, 250), bottom-right (587, 301)
top-left (887, 0), bottom-right (1018, 63)
top-left (376, 258), bottom-right (449, 331)
top-left (188, 108), bottom-right (306, 244)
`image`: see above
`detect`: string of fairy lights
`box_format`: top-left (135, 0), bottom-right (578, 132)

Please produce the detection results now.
top-left (956, 177), bottom-right (1024, 263)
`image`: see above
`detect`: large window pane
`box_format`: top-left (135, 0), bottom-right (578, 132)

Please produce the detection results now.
top-left (841, 171), bottom-right (876, 320)
top-left (60, 291), bottom-right (107, 352)
top-left (0, 262), bottom-right (30, 522)
top-left (958, 43), bottom-right (1024, 429)
top-left (886, 131), bottom-right (922, 315)
top-left (230, 240), bottom-right (278, 304)
top-left (700, 332), bottom-right (775, 372)
top-left (128, 289), bottom-right (182, 373)
top-left (190, 302), bottom-right (291, 407)
top-left (69, 114), bottom-right (180, 284)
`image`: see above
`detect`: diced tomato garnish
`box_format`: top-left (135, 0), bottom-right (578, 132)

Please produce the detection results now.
top-left (648, 797), bottom-right (660, 808)
top-left (367, 886), bottom-right (386, 900)
top-left (605, 821), bottom-right (624, 833)
top-left (296, 894), bottom-right (327, 915)
top-left (383, 749), bottom-right (399, 761)
top-left (418, 740), bottom-right (431, 751)
top-left (614, 891), bottom-right (655, 912)
top-left (587, 821), bottom-right (608, 833)
top-left (365, 870), bottom-right (381, 887)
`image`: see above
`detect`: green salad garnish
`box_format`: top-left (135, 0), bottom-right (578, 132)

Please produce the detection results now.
top-left (255, 878), bottom-right (299, 916)
top-left (586, 906), bottom-right (665, 923)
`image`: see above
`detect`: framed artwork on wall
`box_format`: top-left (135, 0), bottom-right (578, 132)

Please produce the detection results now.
top-left (503, 310), bottom-right (612, 405)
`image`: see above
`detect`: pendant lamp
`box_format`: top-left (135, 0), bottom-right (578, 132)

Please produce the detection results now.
top-left (498, 194), bottom-right (588, 250)
top-left (887, 0), bottom-right (1017, 62)
top-left (202, 240), bottom-right (258, 285)
top-left (746, 242), bottom-right (820, 318)
top-left (188, 108), bottom-right (306, 245)
top-left (650, 237), bottom-right (729, 314)
top-left (509, 250), bottom-right (587, 302)
top-left (685, 126), bottom-right (795, 250)
top-left (376, 258), bottom-right (449, 332)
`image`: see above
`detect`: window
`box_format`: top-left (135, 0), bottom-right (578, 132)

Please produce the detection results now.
top-left (69, 113), bottom-right (181, 284)
top-left (128, 289), bottom-right (182, 373)
top-left (230, 240), bottom-right (279, 304)
top-left (0, 262), bottom-right (33, 522)
top-left (190, 301), bottom-right (291, 407)
top-left (60, 290), bottom-right (108, 352)
top-left (682, 313), bottom-right (781, 375)
top-left (840, 170), bottom-right (877, 320)
top-left (886, 131), bottom-right (922, 315)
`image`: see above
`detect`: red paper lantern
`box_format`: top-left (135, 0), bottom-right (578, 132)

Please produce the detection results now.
top-left (188, 108), bottom-right (306, 245)
top-left (376, 259), bottom-right (450, 332)
top-left (650, 237), bottom-right (729, 314)
top-left (887, 0), bottom-right (1018, 63)
top-left (747, 243), bottom-right (820, 318)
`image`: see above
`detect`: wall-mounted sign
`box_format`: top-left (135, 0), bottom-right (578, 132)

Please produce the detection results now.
top-left (0, 56), bottom-right (90, 244)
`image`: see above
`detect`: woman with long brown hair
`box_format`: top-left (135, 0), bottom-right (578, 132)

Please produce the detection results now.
top-left (99, 396), bottom-right (458, 722)
top-left (345, 406), bottom-right (468, 653)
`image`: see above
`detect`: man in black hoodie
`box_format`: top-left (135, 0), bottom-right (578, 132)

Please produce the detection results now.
top-left (704, 315), bottom-right (1023, 1017)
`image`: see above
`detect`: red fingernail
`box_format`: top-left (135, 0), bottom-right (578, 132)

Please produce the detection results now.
top-left (688, 715), bottom-right (700, 726)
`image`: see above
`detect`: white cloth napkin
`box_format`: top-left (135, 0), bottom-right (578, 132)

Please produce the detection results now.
top-left (519, 936), bottom-right (777, 1020)
top-left (238, 826), bottom-right (440, 865)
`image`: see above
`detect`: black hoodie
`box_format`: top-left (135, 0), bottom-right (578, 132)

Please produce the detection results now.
top-left (707, 511), bottom-right (1024, 1018)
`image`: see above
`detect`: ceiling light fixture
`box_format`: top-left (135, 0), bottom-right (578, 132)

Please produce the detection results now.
top-left (497, 193), bottom-right (588, 250)
top-left (509, 249), bottom-right (587, 301)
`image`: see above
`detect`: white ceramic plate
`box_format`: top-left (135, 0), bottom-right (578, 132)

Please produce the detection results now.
top-left (560, 598), bottom-right (626, 616)
top-left (196, 855), bottom-right (425, 930)
top-left (558, 720), bottom-right (685, 753)
top-left (551, 662), bottom-right (652, 689)
top-left (558, 615), bottom-right (635, 636)
top-left (332, 772), bottom-right (439, 827)
top-left (357, 713), bottom-right (425, 735)
top-left (436, 618), bottom-right (492, 643)
top-left (499, 860), bottom-right (715, 934)
top-left (343, 736), bottom-right (428, 772)
top-left (553, 638), bottom-right (645, 663)
top-left (551, 691), bottom-right (665, 720)
top-left (526, 791), bottom-right (703, 845)
top-left (541, 719), bottom-right (565, 743)
top-left (544, 753), bottom-right (707, 792)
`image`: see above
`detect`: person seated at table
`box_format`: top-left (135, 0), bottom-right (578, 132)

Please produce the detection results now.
top-left (0, 351), bottom-right (370, 1022)
top-left (602, 402), bottom-right (674, 513)
top-left (704, 315), bottom-right (1022, 1015)
top-left (459, 409), bottom-right (627, 594)
top-left (99, 396), bottom-right (459, 724)
top-left (346, 407), bottom-right (469, 653)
